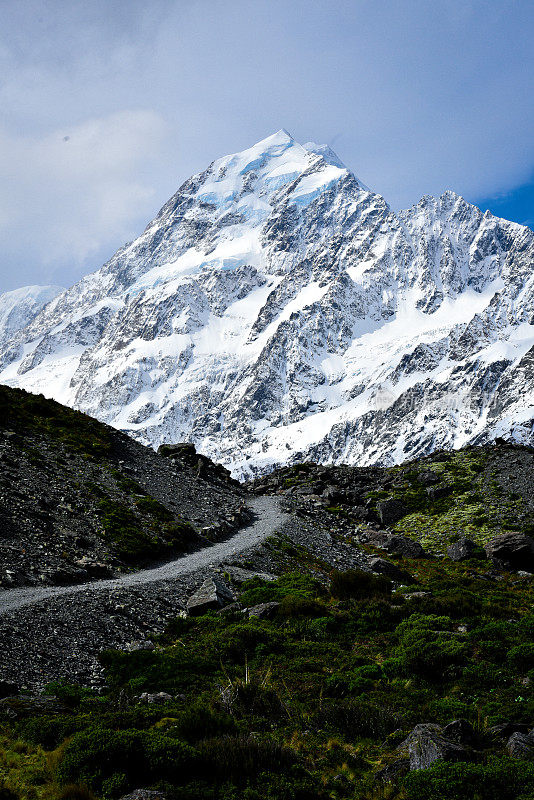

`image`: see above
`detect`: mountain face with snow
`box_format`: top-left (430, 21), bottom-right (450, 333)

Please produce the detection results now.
top-left (0, 285), bottom-right (63, 345)
top-left (0, 130), bottom-right (533, 477)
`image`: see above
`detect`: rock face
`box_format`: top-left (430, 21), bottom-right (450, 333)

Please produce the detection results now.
top-left (377, 499), bottom-right (409, 525)
top-left (369, 557), bottom-right (414, 584)
top-left (447, 538), bottom-right (481, 561)
top-left (1, 130), bottom-right (534, 478)
top-left (401, 722), bottom-right (471, 770)
top-left (506, 731), bottom-right (534, 760)
top-left (484, 532), bottom-right (534, 571)
top-left (186, 575), bottom-right (235, 615)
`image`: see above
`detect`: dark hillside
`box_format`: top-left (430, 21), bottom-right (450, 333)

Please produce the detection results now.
top-left (0, 385), bottom-right (248, 588)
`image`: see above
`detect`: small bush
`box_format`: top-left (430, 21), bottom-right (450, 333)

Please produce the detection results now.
top-left (318, 698), bottom-right (402, 739)
top-left (239, 573), bottom-right (320, 606)
top-left (277, 596), bottom-right (325, 617)
top-left (395, 614), bottom-right (469, 680)
top-left (507, 643), bottom-right (534, 671)
top-left (330, 569), bottom-right (392, 600)
top-left (57, 726), bottom-right (198, 797)
top-left (198, 735), bottom-right (293, 781)
top-left (403, 756), bottom-right (534, 800)
top-left (0, 786), bottom-right (18, 800)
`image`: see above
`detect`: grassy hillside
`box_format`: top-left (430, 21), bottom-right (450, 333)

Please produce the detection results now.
top-left (3, 503), bottom-right (534, 799)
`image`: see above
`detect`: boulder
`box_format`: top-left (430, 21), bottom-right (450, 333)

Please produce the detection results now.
top-left (488, 722), bottom-right (529, 740)
top-left (484, 532), bottom-right (534, 571)
top-left (506, 731), bottom-right (534, 760)
top-left (363, 530), bottom-right (391, 548)
top-left (158, 442), bottom-right (197, 459)
top-left (0, 695), bottom-right (72, 720)
top-left (400, 723), bottom-right (469, 770)
top-left (119, 791), bottom-right (170, 800)
top-left (417, 470), bottom-right (441, 487)
top-left (220, 565), bottom-right (276, 584)
top-left (425, 484), bottom-right (453, 501)
top-left (369, 557), bottom-right (415, 584)
top-left (384, 535), bottom-right (427, 559)
top-left (377, 758), bottom-right (410, 783)
top-left (75, 556), bottom-right (113, 577)
top-left (377, 499), bottom-right (408, 525)
top-left (186, 575), bottom-right (234, 615)
top-left (247, 601), bottom-right (280, 619)
top-left (125, 640), bottom-right (155, 652)
top-left (138, 692), bottom-right (173, 706)
top-left (447, 538), bottom-right (482, 562)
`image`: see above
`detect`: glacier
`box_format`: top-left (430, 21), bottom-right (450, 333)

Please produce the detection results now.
top-left (0, 129), bottom-right (533, 477)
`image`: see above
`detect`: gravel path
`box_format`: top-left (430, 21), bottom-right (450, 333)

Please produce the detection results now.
top-left (0, 496), bottom-right (288, 616)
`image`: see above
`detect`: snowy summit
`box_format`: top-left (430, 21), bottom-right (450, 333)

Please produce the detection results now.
top-left (0, 131), bottom-right (533, 477)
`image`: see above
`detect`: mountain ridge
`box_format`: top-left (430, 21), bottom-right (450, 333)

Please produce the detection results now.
top-left (0, 131), bottom-right (533, 477)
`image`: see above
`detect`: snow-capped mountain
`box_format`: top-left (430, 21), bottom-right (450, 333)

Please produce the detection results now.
top-left (1, 130), bottom-right (533, 477)
top-left (0, 285), bottom-right (63, 345)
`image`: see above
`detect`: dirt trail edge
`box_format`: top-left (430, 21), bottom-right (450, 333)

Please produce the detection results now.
top-left (0, 495), bottom-right (369, 689)
top-left (0, 496), bottom-right (287, 616)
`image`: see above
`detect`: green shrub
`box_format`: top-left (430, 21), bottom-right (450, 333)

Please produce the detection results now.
top-left (507, 643), bottom-right (534, 671)
top-left (239, 573), bottom-right (320, 606)
top-left (198, 735), bottom-right (294, 781)
top-left (277, 596), bottom-right (325, 617)
top-left (317, 698), bottom-right (402, 739)
top-left (0, 786), bottom-right (18, 800)
top-left (395, 615), bottom-right (469, 680)
top-left (57, 726), bottom-right (198, 797)
top-left (330, 569), bottom-right (392, 600)
top-left (57, 785), bottom-right (98, 800)
top-left (168, 701), bottom-right (236, 741)
top-left (403, 756), bottom-right (534, 800)
top-left (43, 679), bottom-right (87, 709)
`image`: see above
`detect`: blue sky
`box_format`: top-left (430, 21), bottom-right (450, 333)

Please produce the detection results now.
top-left (0, 0), bottom-right (533, 291)
top-left (478, 175), bottom-right (534, 229)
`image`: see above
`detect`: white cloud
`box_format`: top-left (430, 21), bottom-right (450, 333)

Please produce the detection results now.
top-left (0, 0), bottom-right (533, 289)
top-left (0, 109), bottom-right (167, 278)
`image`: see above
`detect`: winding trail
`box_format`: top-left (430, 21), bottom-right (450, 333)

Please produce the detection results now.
top-left (0, 496), bottom-right (288, 615)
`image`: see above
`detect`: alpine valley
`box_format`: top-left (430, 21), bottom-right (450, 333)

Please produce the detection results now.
top-left (1, 130), bottom-right (533, 477)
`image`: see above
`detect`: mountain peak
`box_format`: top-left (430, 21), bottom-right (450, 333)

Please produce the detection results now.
top-left (1, 132), bottom-right (533, 479)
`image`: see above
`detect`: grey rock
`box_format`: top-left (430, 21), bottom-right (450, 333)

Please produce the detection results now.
top-left (369, 557), bottom-right (414, 584)
top-left (220, 565), bottom-right (276, 584)
top-left (377, 758), bottom-right (410, 783)
top-left (384, 535), bottom-right (427, 559)
top-left (119, 791), bottom-right (170, 800)
top-left (485, 532), bottom-right (534, 571)
top-left (442, 719), bottom-right (475, 745)
top-left (138, 692), bottom-right (173, 706)
top-left (506, 731), bottom-right (534, 760)
top-left (186, 575), bottom-right (235, 615)
top-left (126, 640), bottom-right (155, 652)
top-left (247, 601), bottom-right (280, 619)
top-left (489, 722), bottom-right (529, 739)
top-left (447, 538), bottom-right (482, 561)
top-left (400, 723), bottom-right (469, 770)
top-left (377, 499), bottom-right (408, 525)
top-left (75, 557), bottom-right (113, 577)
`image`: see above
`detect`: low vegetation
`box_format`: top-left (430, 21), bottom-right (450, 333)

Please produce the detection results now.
top-left (3, 548), bottom-right (534, 799)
